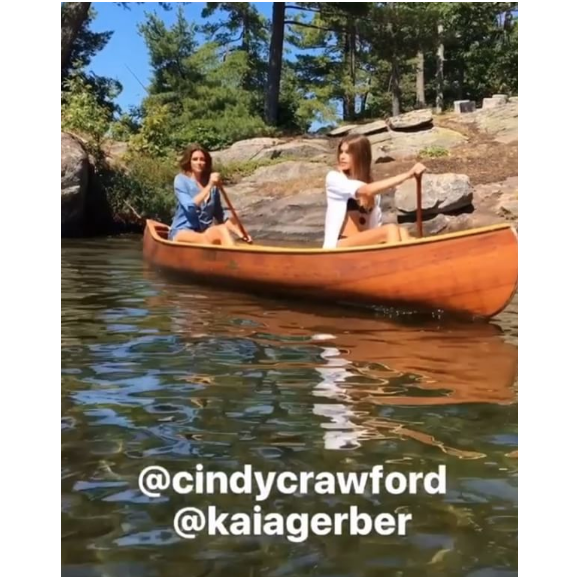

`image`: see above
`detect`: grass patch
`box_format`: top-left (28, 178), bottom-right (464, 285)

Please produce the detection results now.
top-left (215, 157), bottom-right (288, 183)
top-left (419, 146), bottom-right (449, 158)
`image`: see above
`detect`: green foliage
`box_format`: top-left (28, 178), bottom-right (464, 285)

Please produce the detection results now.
top-left (201, 2), bottom-right (268, 102)
top-left (138, 7), bottom-right (199, 95)
top-left (62, 0), bottom-right (517, 137)
top-left (427, 2), bottom-right (518, 104)
top-left (61, 75), bottom-right (112, 148)
top-left (108, 113), bottom-right (140, 142)
top-left (287, 3), bottom-right (373, 122)
top-left (116, 2), bottom-right (173, 9)
top-left (99, 153), bottom-right (177, 223)
top-left (128, 100), bottom-right (174, 156)
top-left (173, 111), bottom-right (272, 151)
top-left (61, 5), bottom-right (112, 79)
top-left (136, 19), bottom-right (273, 152)
top-left (100, 148), bottom-right (284, 231)
top-left (285, 2), bottom-right (517, 121)
top-left (277, 66), bottom-right (323, 132)
top-left (61, 4), bottom-right (121, 115)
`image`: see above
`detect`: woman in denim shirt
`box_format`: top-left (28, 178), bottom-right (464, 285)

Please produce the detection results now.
top-left (168, 143), bottom-right (251, 246)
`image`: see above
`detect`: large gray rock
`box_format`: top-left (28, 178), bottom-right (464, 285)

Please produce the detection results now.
top-left (248, 161), bottom-right (328, 184)
top-left (449, 100), bottom-right (517, 144)
top-left (211, 138), bottom-right (282, 166)
top-left (350, 120), bottom-right (389, 136)
top-left (253, 140), bottom-right (330, 161)
top-left (483, 95), bottom-right (508, 109)
top-left (373, 144), bottom-right (415, 163)
top-left (61, 132), bottom-right (90, 235)
top-left (499, 199), bottom-right (518, 218)
top-left (373, 127), bottom-right (466, 163)
top-left (244, 188), bottom-right (325, 232)
top-left (495, 189), bottom-right (518, 219)
top-left (403, 210), bottom-right (504, 237)
top-left (474, 176), bottom-right (517, 206)
top-left (476, 101), bottom-right (518, 143)
top-left (402, 214), bottom-right (451, 237)
top-left (444, 211), bottom-right (505, 233)
top-left (228, 158), bottom-right (448, 241)
top-left (222, 161), bottom-right (329, 240)
top-left (328, 124), bottom-right (358, 137)
top-left (395, 173), bottom-right (473, 216)
top-left (388, 109), bottom-right (433, 130)
top-left (367, 132), bottom-right (393, 145)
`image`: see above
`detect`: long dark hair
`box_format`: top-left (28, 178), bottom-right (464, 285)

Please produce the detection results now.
top-left (179, 143), bottom-right (212, 183)
top-left (337, 134), bottom-right (373, 183)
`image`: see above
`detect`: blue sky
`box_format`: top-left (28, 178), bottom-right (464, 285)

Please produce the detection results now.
top-left (89, 2), bottom-right (274, 113)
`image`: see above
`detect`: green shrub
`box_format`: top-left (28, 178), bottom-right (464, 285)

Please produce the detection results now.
top-left (100, 154), bottom-right (177, 224)
top-left (174, 113), bottom-right (275, 151)
top-left (61, 75), bottom-right (111, 150)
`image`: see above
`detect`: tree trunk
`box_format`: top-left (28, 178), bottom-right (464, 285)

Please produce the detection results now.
top-left (241, 9), bottom-right (250, 54)
top-left (436, 22), bottom-right (444, 114)
top-left (391, 61), bottom-right (401, 117)
top-left (343, 23), bottom-right (357, 121)
top-left (361, 85), bottom-right (370, 117)
top-left (387, 4), bottom-right (401, 117)
top-left (264, 2), bottom-right (285, 125)
top-left (241, 8), bottom-right (252, 91)
top-left (61, 2), bottom-right (92, 72)
top-left (415, 49), bottom-right (426, 108)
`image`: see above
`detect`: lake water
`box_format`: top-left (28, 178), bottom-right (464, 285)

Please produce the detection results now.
top-left (62, 237), bottom-right (517, 576)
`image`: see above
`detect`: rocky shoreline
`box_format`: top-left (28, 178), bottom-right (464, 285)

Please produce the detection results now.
top-left (61, 98), bottom-right (517, 241)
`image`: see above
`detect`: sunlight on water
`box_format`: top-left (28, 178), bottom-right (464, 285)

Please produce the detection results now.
top-left (62, 237), bottom-right (517, 576)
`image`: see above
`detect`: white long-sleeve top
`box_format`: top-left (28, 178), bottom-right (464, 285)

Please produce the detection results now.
top-left (323, 170), bottom-right (382, 249)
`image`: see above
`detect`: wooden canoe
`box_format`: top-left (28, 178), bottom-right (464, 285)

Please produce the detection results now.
top-left (142, 219), bottom-right (518, 319)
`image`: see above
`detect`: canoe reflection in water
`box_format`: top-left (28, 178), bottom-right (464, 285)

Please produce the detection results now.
top-left (144, 278), bottom-right (517, 455)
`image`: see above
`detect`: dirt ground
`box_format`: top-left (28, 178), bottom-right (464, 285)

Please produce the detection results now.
top-left (375, 118), bottom-right (518, 185)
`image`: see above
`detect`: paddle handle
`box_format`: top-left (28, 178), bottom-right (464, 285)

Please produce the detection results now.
top-left (218, 184), bottom-right (252, 243)
top-left (415, 174), bottom-right (423, 238)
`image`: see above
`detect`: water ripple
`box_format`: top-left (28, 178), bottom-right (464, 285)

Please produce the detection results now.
top-left (61, 237), bottom-right (518, 576)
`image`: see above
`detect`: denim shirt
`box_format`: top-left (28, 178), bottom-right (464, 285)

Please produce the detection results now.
top-left (169, 174), bottom-right (227, 239)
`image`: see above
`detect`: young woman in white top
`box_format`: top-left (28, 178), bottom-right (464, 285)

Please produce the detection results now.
top-left (323, 134), bottom-right (426, 249)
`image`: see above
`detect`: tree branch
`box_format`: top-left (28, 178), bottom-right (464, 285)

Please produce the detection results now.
top-left (284, 20), bottom-right (340, 33)
top-left (292, 43), bottom-right (331, 50)
top-left (230, 31), bottom-right (244, 43)
top-left (286, 4), bottom-right (322, 14)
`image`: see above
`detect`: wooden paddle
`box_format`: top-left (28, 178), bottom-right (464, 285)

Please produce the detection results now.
top-left (415, 173), bottom-right (424, 238)
top-left (218, 183), bottom-right (253, 243)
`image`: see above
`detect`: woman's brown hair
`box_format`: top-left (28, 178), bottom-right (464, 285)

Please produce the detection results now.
top-left (337, 134), bottom-right (373, 183)
top-left (179, 143), bottom-right (212, 183)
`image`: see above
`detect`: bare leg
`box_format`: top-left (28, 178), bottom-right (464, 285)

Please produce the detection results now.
top-left (337, 224), bottom-right (402, 248)
top-left (399, 226), bottom-right (413, 241)
top-left (173, 229), bottom-right (206, 244)
top-left (203, 224), bottom-right (236, 247)
top-left (173, 225), bottom-right (235, 247)
top-left (384, 224), bottom-right (401, 244)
